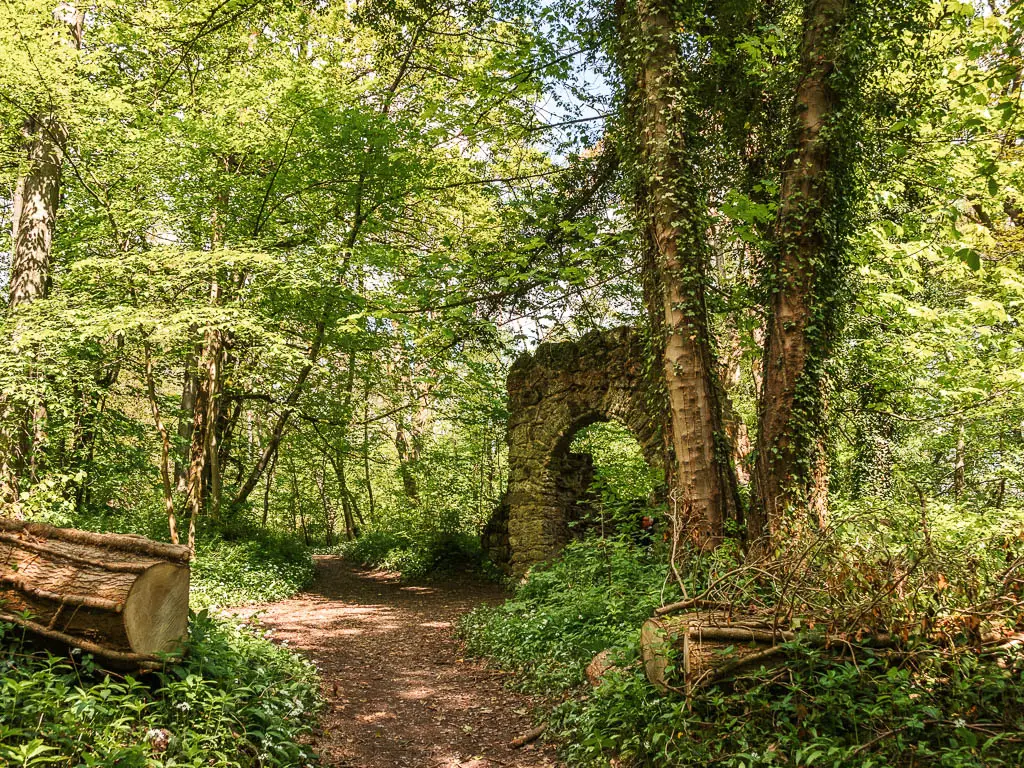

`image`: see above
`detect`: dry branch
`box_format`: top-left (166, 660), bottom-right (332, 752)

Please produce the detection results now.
top-left (509, 725), bottom-right (546, 749)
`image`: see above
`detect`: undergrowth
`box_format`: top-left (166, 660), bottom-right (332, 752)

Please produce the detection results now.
top-left (460, 513), bottom-right (1024, 767)
top-left (190, 532), bottom-right (316, 609)
top-left (549, 642), bottom-right (1024, 767)
top-left (0, 613), bottom-right (320, 767)
top-left (461, 536), bottom-right (677, 690)
top-left (336, 529), bottom-right (497, 580)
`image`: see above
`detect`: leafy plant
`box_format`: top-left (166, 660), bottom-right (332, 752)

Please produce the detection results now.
top-left (461, 537), bottom-right (677, 690)
top-left (0, 613), bottom-right (320, 768)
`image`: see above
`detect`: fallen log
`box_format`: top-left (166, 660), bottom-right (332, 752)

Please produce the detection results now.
top-left (641, 611), bottom-right (802, 694)
top-left (641, 611), bottom-right (898, 694)
top-left (0, 518), bottom-right (190, 666)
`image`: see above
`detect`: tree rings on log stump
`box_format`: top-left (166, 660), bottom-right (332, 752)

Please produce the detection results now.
top-left (641, 611), bottom-right (792, 694)
top-left (0, 518), bottom-right (191, 666)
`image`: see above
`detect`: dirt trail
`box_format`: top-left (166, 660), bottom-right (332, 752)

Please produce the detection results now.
top-left (235, 556), bottom-right (559, 768)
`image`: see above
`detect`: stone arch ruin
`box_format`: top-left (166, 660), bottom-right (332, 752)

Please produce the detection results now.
top-left (484, 327), bottom-right (666, 573)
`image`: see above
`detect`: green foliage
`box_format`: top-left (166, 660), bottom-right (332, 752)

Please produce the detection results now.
top-left (460, 537), bottom-right (678, 690)
top-left (463, 503), bottom-right (1024, 766)
top-left (0, 614), bottom-right (320, 768)
top-left (190, 533), bottom-right (316, 610)
top-left (549, 644), bottom-right (1024, 767)
top-left (337, 529), bottom-right (493, 580)
top-left (570, 421), bottom-right (664, 532)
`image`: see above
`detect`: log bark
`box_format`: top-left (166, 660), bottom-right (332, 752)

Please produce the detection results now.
top-left (0, 519), bottom-right (190, 664)
top-left (641, 610), bottom-right (897, 694)
top-left (641, 612), bottom-right (794, 693)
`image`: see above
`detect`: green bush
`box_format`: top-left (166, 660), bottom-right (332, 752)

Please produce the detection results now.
top-left (460, 536), bottom-right (677, 690)
top-left (338, 529), bottom-right (492, 579)
top-left (190, 532), bottom-right (316, 609)
top-left (0, 612), bottom-right (320, 767)
top-left (462, 531), bottom-right (1024, 767)
top-left (548, 643), bottom-right (1024, 767)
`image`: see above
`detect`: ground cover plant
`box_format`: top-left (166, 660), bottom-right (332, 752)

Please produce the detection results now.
top-left (189, 533), bottom-right (316, 609)
top-left (335, 529), bottom-right (494, 579)
top-left (0, 613), bottom-right (320, 768)
top-left (461, 503), bottom-right (1024, 767)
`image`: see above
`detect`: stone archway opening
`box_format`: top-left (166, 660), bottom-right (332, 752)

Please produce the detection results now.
top-left (481, 327), bottom-right (668, 573)
top-left (563, 421), bottom-right (664, 540)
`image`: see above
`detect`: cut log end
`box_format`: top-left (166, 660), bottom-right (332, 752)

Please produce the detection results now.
top-left (640, 612), bottom-right (790, 694)
top-left (0, 518), bottom-right (190, 664)
top-left (125, 563), bottom-right (190, 656)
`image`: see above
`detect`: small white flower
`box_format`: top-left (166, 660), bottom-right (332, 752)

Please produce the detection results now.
top-left (175, 701), bottom-right (192, 712)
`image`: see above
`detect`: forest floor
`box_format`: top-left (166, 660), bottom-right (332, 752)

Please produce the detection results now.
top-left (232, 556), bottom-right (560, 768)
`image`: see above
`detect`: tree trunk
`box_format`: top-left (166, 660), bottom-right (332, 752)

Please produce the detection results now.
top-left (175, 347), bottom-right (199, 491)
top-left (314, 463), bottom-right (336, 547)
top-left (9, 115), bottom-right (64, 310)
top-left (142, 339), bottom-right (179, 544)
top-left (749, 0), bottom-right (848, 553)
top-left (262, 447), bottom-right (278, 528)
top-left (0, 519), bottom-right (189, 665)
top-left (363, 372), bottom-right (376, 521)
top-left (629, 0), bottom-right (740, 545)
top-left (395, 416), bottom-right (419, 503)
top-left (185, 306), bottom-right (224, 551)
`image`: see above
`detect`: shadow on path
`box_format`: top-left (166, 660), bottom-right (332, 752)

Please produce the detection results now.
top-left (235, 556), bottom-right (559, 768)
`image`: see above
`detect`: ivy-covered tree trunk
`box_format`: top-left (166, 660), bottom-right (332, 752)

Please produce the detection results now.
top-left (185, 281), bottom-right (225, 551)
top-left (2, 115), bottom-right (66, 506)
top-left (749, 0), bottom-right (848, 551)
top-left (627, 0), bottom-right (740, 544)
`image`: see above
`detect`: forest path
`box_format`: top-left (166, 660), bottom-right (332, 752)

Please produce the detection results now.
top-left (234, 556), bottom-right (559, 768)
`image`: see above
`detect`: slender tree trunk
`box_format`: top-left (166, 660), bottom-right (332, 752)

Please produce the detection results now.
top-left (262, 448), bottom-right (278, 528)
top-left (142, 339), bottom-right (179, 544)
top-left (719, 320), bottom-right (752, 486)
top-left (325, 450), bottom-right (358, 540)
top-left (749, 0), bottom-right (849, 553)
top-left (72, 395), bottom-right (105, 514)
top-left (286, 457), bottom-right (309, 544)
top-left (315, 462), bottom-right (336, 547)
top-left (395, 416), bottom-right (419, 503)
top-left (628, 0), bottom-right (739, 545)
top-left (362, 366), bottom-right (376, 521)
top-left (185, 282), bottom-right (225, 552)
top-left (175, 347), bottom-right (199, 491)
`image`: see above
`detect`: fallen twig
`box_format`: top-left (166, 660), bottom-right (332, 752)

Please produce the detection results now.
top-left (508, 725), bottom-right (546, 749)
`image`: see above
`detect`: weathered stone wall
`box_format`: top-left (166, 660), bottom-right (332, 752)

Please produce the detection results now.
top-left (486, 327), bottom-right (665, 573)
